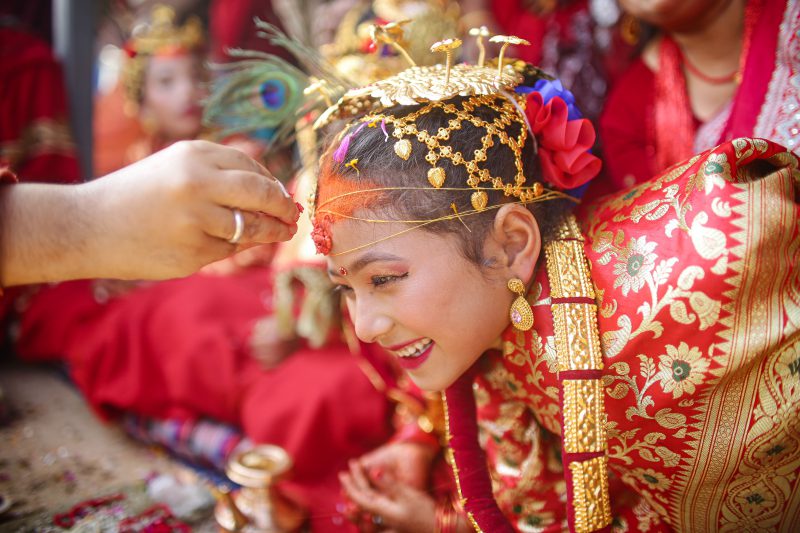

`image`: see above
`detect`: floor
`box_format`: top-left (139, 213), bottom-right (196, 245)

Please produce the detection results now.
top-left (0, 362), bottom-right (217, 531)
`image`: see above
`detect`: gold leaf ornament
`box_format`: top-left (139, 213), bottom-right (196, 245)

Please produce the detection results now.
top-left (394, 139), bottom-right (412, 160)
top-left (428, 167), bottom-right (446, 188)
top-left (471, 190), bottom-right (488, 211)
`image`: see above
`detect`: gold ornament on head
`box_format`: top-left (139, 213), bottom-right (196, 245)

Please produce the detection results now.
top-left (489, 35), bottom-right (531, 77)
top-left (304, 77), bottom-right (334, 108)
top-left (369, 20), bottom-right (416, 67)
top-left (430, 38), bottom-right (462, 87)
top-left (122, 5), bottom-right (205, 111)
top-left (468, 26), bottom-right (491, 67)
top-left (312, 30), bottom-right (584, 257)
top-left (508, 278), bottom-right (534, 331)
top-left (313, 27), bottom-right (524, 129)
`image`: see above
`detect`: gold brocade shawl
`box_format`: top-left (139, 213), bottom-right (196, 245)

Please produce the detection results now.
top-left (461, 138), bottom-right (800, 532)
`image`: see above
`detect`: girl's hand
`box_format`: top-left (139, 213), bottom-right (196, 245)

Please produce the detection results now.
top-left (339, 458), bottom-right (436, 533)
top-left (356, 441), bottom-right (437, 491)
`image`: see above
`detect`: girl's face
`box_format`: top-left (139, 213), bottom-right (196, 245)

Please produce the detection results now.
top-left (327, 219), bottom-right (513, 391)
top-left (140, 53), bottom-right (206, 141)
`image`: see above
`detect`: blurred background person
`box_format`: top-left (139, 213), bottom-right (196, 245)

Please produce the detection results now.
top-left (598, 0), bottom-right (798, 191)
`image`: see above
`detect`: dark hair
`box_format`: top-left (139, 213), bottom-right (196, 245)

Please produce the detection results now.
top-left (318, 96), bottom-right (571, 266)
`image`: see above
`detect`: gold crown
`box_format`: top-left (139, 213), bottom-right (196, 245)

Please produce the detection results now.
top-left (122, 5), bottom-right (205, 110)
top-left (314, 28), bottom-right (559, 212)
top-left (127, 6), bottom-right (204, 57)
top-left (313, 32), bottom-right (531, 129)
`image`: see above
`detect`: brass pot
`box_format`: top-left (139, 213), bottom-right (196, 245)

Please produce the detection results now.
top-left (215, 445), bottom-right (305, 533)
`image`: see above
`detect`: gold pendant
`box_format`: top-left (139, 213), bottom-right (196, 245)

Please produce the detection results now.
top-left (471, 190), bottom-right (488, 211)
top-left (394, 139), bottom-right (412, 160)
top-left (428, 167), bottom-right (446, 188)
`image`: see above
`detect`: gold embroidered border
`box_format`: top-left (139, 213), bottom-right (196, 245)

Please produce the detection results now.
top-left (562, 379), bottom-right (607, 454)
top-left (569, 456), bottom-right (612, 533)
top-left (546, 239), bottom-right (595, 300)
top-left (442, 391), bottom-right (484, 533)
top-left (549, 213), bottom-right (585, 241)
top-left (552, 303), bottom-right (603, 371)
top-left (0, 118), bottom-right (76, 169)
top-left (545, 215), bottom-right (612, 532)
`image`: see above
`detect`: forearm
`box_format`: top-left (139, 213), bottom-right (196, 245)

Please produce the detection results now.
top-left (0, 181), bottom-right (109, 286)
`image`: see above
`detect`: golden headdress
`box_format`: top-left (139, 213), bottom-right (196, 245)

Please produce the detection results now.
top-left (309, 28), bottom-right (602, 255)
top-left (121, 5), bottom-right (205, 111)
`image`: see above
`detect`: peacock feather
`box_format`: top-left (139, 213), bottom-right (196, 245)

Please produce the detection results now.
top-left (203, 19), bottom-right (352, 147)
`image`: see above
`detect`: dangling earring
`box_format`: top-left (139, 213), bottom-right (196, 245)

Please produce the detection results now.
top-left (508, 278), bottom-right (533, 332)
top-left (619, 13), bottom-right (641, 46)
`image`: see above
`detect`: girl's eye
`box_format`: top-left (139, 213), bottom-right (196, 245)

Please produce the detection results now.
top-left (371, 272), bottom-right (408, 288)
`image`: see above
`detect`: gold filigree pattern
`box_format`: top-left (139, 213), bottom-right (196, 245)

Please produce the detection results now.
top-left (562, 379), bottom-right (607, 454)
top-left (545, 215), bottom-right (612, 531)
top-left (546, 239), bottom-right (596, 300)
top-left (551, 303), bottom-right (603, 371)
top-left (569, 456), bottom-right (612, 533)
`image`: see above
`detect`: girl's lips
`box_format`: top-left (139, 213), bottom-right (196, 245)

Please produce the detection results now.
top-left (385, 338), bottom-right (425, 352)
top-left (395, 341), bottom-right (433, 370)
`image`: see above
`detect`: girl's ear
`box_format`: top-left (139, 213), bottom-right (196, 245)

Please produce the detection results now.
top-left (487, 204), bottom-right (541, 284)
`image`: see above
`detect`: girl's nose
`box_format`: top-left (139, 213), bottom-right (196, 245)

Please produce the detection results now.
top-left (350, 298), bottom-right (393, 345)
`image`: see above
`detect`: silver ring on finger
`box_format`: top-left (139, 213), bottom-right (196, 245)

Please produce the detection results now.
top-left (228, 208), bottom-right (245, 244)
top-left (372, 515), bottom-right (383, 526)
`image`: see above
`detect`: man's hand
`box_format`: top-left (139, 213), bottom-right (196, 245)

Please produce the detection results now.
top-left (0, 140), bottom-right (300, 285)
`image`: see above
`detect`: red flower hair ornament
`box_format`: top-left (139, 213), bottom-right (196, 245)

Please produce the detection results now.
top-left (523, 91), bottom-right (601, 191)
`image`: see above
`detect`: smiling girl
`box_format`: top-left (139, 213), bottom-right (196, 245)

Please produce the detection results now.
top-left (308, 34), bottom-right (800, 533)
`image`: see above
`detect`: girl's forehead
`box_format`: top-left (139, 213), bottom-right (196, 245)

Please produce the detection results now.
top-left (328, 219), bottom-right (462, 266)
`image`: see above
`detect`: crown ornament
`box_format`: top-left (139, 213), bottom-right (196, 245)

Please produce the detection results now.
top-left (313, 25), bottom-right (528, 129)
top-left (311, 24), bottom-right (601, 255)
top-left (125, 6), bottom-right (204, 58)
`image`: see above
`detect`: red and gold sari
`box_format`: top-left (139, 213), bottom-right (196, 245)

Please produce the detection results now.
top-left (445, 138), bottom-right (800, 532)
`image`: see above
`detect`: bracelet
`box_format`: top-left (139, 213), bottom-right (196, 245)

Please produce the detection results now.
top-left (434, 498), bottom-right (458, 533)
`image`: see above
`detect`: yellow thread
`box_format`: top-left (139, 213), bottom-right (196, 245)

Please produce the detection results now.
top-left (316, 185), bottom-right (576, 212)
top-left (345, 158), bottom-right (360, 174)
top-left (315, 187), bottom-right (580, 257)
top-left (450, 202), bottom-right (471, 232)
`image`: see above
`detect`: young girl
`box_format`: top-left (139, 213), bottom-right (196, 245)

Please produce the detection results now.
top-left (309, 37), bottom-right (800, 532)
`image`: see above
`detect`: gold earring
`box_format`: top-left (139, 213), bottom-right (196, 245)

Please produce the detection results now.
top-left (508, 278), bottom-right (533, 332)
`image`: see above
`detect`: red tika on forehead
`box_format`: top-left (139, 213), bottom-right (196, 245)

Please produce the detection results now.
top-left (311, 164), bottom-right (381, 255)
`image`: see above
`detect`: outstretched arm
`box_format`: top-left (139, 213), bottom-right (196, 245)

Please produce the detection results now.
top-left (0, 140), bottom-right (299, 286)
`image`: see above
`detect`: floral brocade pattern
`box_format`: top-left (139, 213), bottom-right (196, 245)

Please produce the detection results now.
top-left (475, 138), bottom-right (800, 532)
